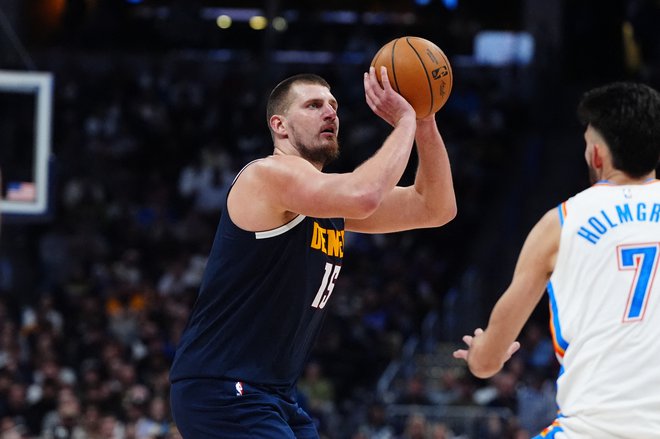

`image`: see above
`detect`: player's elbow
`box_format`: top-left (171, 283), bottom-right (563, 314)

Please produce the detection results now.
top-left (347, 189), bottom-right (382, 218)
top-left (468, 358), bottom-right (501, 380)
top-left (436, 201), bottom-right (458, 226)
top-left (424, 196), bottom-right (457, 228)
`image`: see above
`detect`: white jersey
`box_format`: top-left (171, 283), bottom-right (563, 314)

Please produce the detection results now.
top-left (543, 180), bottom-right (660, 439)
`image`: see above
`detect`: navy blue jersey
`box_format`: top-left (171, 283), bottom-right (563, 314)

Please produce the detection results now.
top-left (170, 173), bottom-right (344, 393)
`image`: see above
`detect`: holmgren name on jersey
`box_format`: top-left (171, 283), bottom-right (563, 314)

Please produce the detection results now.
top-left (577, 201), bottom-right (660, 244)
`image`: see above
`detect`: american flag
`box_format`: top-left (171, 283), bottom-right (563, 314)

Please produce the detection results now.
top-left (6, 182), bottom-right (36, 202)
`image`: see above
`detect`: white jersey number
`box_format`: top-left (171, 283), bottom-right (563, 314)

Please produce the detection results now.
top-left (311, 262), bottom-right (341, 309)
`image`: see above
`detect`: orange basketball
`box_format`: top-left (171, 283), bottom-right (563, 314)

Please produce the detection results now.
top-left (370, 36), bottom-right (453, 119)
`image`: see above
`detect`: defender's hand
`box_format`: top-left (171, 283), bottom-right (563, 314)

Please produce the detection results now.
top-left (452, 328), bottom-right (521, 362)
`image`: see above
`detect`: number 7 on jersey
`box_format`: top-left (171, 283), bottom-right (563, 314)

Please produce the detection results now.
top-left (617, 243), bottom-right (660, 322)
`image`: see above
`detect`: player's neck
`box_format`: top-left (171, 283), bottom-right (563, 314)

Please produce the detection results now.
top-left (601, 169), bottom-right (656, 185)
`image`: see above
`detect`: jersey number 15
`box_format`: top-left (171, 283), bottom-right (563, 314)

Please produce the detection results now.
top-left (311, 263), bottom-right (342, 309)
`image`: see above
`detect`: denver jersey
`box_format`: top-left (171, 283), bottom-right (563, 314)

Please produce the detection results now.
top-left (545, 180), bottom-right (660, 438)
top-left (169, 164), bottom-right (345, 394)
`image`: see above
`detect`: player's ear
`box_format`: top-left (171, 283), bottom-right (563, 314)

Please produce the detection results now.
top-left (592, 144), bottom-right (604, 169)
top-left (269, 115), bottom-right (287, 137)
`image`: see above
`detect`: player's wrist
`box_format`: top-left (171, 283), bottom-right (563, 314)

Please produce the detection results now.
top-left (417, 114), bottom-right (436, 124)
top-left (395, 112), bottom-right (416, 127)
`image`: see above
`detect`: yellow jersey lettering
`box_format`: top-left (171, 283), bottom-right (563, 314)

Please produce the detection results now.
top-left (311, 222), bottom-right (324, 250)
top-left (325, 229), bottom-right (345, 258)
top-left (311, 222), bottom-right (343, 257)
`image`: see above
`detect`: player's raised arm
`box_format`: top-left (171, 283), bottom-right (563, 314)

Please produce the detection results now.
top-left (346, 37), bottom-right (456, 234)
top-left (345, 114), bottom-right (456, 233)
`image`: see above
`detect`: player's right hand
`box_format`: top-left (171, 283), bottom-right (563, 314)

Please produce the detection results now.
top-left (363, 66), bottom-right (415, 127)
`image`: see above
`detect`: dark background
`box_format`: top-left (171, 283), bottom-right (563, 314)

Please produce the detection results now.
top-left (0, 0), bottom-right (659, 438)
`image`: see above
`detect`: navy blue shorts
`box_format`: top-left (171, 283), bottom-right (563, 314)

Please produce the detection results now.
top-left (170, 378), bottom-right (318, 439)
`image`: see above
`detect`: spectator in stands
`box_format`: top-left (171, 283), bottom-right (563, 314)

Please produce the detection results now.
top-left (399, 413), bottom-right (430, 439)
top-left (352, 402), bottom-right (395, 439)
top-left (396, 374), bottom-right (433, 406)
top-left (41, 388), bottom-right (85, 439)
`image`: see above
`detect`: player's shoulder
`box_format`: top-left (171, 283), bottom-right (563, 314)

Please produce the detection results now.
top-left (557, 185), bottom-right (601, 217)
top-left (536, 206), bottom-right (562, 232)
top-left (245, 154), bottom-right (316, 175)
top-left (231, 155), bottom-right (321, 198)
top-left (564, 183), bottom-right (609, 204)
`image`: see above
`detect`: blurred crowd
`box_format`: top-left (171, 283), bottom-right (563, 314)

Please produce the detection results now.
top-left (2, 0), bottom-right (660, 436)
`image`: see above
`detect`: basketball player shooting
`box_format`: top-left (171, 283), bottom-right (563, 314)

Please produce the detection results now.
top-left (169, 67), bottom-right (457, 438)
top-left (453, 82), bottom-right (660, 438)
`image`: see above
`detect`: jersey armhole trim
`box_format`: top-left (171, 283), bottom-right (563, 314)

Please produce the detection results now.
top-left (255, 214), bottom-right (306, 239)
top-left (557, 201), bottom-right (567, 227)
top-left (547, 281), bottom-right (568, 359)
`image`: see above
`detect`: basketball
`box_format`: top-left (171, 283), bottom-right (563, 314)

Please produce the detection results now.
top-left (370, 36), bottom-right (453, 119)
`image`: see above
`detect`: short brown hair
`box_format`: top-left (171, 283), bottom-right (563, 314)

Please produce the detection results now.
top-left (266, 74), bottom-right (330, 127)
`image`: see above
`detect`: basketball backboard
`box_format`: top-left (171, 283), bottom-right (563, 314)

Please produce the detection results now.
top-left (0, 70), bottom-right (53, 218)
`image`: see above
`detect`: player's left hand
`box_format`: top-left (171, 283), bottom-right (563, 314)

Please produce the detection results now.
top-left (452, 328), bottom-right (521, 362)
top-left (452, 327), bottom-right (483, 361)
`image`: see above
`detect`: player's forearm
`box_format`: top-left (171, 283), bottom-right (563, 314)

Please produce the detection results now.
top-left (412, 118), bottom-right (457, 225)
top-left (349, 115), bottom-right (416, 211)
top-left (468, 284), bottom-right (538, 378)
top-left (469, 290), bottom-right (526, 377)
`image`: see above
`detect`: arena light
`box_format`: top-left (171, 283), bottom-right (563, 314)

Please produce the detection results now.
top-left (272, 17), bottom-right (287, 32)
top-left (272, 50), bottom-right (334, 64)
top-left (319, 10), bottom-right (358, 24)
top-left (216, 15), bottom-right (232, 29)
top-left (249, 15), bottom-right (268, 30)
top-left (363, 12), bottom-right (418, 25)
top-left (474, 31), bottom-right (535, 66)
top-left (200, 8), bottom-right (262, 22)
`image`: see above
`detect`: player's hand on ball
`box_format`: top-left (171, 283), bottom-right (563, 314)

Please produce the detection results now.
top-left (364, 66), bottom-right (415, 127)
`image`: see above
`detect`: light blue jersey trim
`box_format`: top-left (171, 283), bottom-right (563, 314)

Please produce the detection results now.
top-left (557, 203), bottom-right (565, 227)
top-left (547, 281), bottom-right (569, 354)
